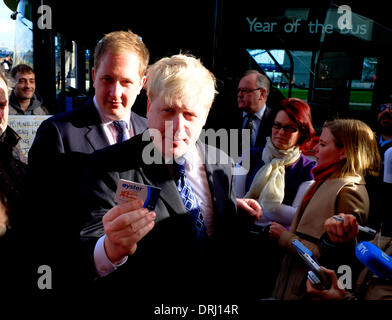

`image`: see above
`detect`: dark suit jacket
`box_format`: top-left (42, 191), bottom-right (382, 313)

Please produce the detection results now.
top-left (28, 98), bottom-right (147, 168)
top-left (247, 105), bottom-right (275, 150)
top-left (237, 105), bottom-right (275, 155)
top-left (24, 99), bottom-right (148, 294)
top-left (255, 106), bottom-right (275, 149)
top-left (77, 132), bottom-right (246, 301)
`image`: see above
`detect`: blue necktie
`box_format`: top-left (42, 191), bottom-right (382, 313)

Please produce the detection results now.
top-left (112, 120), bottom-right (128, 143)
top-left (173, 159), bottom-right (207, 241)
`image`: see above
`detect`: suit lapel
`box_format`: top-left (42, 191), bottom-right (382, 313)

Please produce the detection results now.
top-left (85, 125), bottom-right (110, 151)
top-left (84, 109), bottom-right (147, 151)
top-left (130, 112), bottom-right (148, 135)
top-left (141, 162), bottom-right (186, 215)
top-left (78, 101), bottom-right (110, 151)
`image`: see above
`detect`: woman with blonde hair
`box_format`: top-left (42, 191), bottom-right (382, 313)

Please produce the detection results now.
top-left (270, 118), bottom-right (381, 300)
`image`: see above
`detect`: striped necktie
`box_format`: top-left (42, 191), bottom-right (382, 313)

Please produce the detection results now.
top-left (112, 120), bottom-right (128, 143)
top-left (173, 159), bottom-right (207, 241)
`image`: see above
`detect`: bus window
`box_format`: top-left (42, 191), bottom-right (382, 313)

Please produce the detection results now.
top-left (85, 49), bottom-right (90, 92)
top-left (13, 0), bottom-right (33, 66)
top-left (64, 40), bottom-right (76, 89)
top-left (349, 57), bottom-right (377, 112)
top-left (247, 49), bottom-right (313, 100)
top-left (55, 34), bottom-right (61, 91)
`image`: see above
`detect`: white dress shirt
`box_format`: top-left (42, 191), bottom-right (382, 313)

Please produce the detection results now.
top-left (93, 96), bottom-right (135, 277)
top-left (181, 143), bottom-right (215, 237)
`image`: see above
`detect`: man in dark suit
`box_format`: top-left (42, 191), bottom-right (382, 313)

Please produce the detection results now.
top-left (77, 54), bottom-right (261, 304)
top-left (237, 70), bottom-right (275, 153)
top-left (28, 30), bottom-right (149, 167)
top-left (24, 30), bottom-right (150, 293)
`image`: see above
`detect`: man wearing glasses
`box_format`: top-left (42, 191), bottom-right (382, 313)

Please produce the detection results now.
top-left (237, 70), bottom-right (275, 151)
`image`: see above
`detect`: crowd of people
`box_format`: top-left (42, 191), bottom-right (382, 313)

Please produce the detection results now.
top-left (0, 29), bottom-right (391, 306)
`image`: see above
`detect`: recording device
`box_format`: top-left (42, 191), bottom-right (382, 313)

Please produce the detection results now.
top-left (292, 239), bottom-right (332, 290)
top-left (307, 271), bottom-right (327, 291)
top-left (355, 241), bottom-right (392, 279)
top-left (332, 215), bottom-right (377, 238)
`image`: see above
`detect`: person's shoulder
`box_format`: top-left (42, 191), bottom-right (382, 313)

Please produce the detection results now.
top-left (250, 146), bottom-right (263, 158)
top-left (289, 153), bottom-right (316, 179)
top-left (202, 142), bottom-right (235, 167)
top-left (263, 105), bottom-right (276, 119)
top-left (131, 111), bottom-right (147, 123)
top-left (300, 153), bottom-right (317, 167)
top-left (44, 101), bottom-right (97, 125)
top-left (7, 104), bottom-right (19, 115)
top-left (332, 176), bottom-right (367, 199)
top-left (130, 111), bottom-right (148, 134)
top-left (33, 105), bottom-right (50, 115)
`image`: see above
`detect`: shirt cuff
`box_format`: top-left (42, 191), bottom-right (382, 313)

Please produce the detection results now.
top-left (94, 235), bottom-right (128, 278)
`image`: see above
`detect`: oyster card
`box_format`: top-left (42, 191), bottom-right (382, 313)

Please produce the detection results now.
top-left (115, 179), bottom-right (161, 210)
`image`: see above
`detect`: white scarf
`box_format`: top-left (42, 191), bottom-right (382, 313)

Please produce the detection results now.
top-left (245, 137), bottom-right (301, 213)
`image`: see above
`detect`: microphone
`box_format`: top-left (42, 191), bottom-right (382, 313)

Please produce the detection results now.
top-left (355, 241), bottom-right (392, 279)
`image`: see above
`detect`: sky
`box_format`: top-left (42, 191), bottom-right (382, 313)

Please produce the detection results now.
top-left (0, 1), bottom-right (15, 50)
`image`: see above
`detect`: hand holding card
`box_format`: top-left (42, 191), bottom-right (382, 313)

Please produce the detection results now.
top-left (103, 200), bottom-right (156, 263)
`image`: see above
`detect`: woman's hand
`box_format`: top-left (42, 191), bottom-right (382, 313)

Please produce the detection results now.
top-left (236, 198), bottom-right (263, 220)
top-left (269, 221), bottom-right (287, 241)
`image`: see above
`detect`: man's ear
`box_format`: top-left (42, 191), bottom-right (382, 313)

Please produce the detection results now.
top-left (137, 75), bottom-right (146, 95)
top-left (141, 75), bottom-right (147, 88)
top-left (91, 68), bottom-right (96, 86)
top-left (146, 98), bottom-right (151, 113)
top-left (259, 88), bottom-right (267, 101)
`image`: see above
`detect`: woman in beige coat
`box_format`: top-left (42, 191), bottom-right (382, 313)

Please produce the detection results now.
top-left (269, 119), bottom-right (381, 300)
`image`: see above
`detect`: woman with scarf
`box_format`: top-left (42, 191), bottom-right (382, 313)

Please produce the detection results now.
top-left (270, 119), bottom-right (381, 300)
top-left (235, 98), bottom-right (316, 298)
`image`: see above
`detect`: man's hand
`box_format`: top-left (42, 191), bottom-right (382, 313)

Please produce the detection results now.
top-left (236, 198), bottom-right (262, 220)
top-left (103, 199), bottom-right (156, 263)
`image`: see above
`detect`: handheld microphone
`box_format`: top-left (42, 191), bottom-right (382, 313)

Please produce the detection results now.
top-left (292, 239), bottom-right (332, 290)
top-left (355, 241), bottom-right (392, 279)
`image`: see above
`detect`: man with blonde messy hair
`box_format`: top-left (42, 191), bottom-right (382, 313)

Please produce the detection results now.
top-left (145, 54), bottom-right (217, 160)
top-left (79, 53), bottom-right (260, 302)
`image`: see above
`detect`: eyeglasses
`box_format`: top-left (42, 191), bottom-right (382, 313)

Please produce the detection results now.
top-left (378, 103), bottom-right (392, 112)
top-left (272, 122), bottom-right (299, 133)
top-left (237, 87), bottom-right (262, 94)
